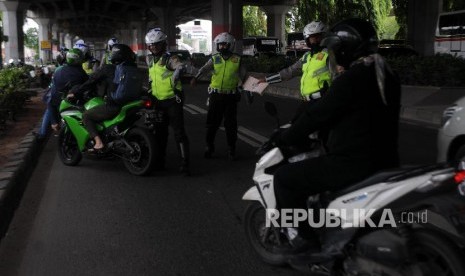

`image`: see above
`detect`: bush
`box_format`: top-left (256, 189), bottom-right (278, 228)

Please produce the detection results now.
top-left (386, 54), bottom-right (465, 87)
top-left (244, 53), bottom-right (465, 87)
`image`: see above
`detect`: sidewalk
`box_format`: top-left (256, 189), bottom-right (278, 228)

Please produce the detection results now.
top-left (258, 76), bottom-right (465, 129)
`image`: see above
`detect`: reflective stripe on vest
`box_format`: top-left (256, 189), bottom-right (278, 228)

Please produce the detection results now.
top-left (300, 50), bottom-right (331, 97)
top-left (149, 57), bottom-right (182, 100)
top-left (210, 54), bottom-right (241, 90)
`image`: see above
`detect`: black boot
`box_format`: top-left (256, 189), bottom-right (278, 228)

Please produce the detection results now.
top-left (178, 142), bottom-right (190, 176)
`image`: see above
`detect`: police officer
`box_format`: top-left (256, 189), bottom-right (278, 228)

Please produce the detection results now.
top-left (74, 39), bottom-right (98, 75)
top-left (145, 28), bottom-right (190, 176)
top-left (274, 18), bottom-right (401, 250)
top-left (259, 21), bottom-right (331, 120)
top-left (100, 37), bottom-right (119, 69)
top-left (191, 32), bottom-right (247, 160)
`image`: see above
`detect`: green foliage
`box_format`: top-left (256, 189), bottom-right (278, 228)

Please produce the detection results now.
top-left (24, 27), bottom-right (39, 51)
top-left (287, 0), bottom-right (394, 37)
top-left (0, 67), bottom-right (34, 120)
top-left (391, 0), bottom-right (407, 39)
top-left (242, 55), bottom-right (295, 73)
top-left (443, 0), bottom-right (465, 11)
top-left (244, 54), bottom-right (465, 87)
top-left (243, 6), bottom-right (267, 36)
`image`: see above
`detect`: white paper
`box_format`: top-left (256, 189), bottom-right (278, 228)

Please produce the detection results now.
top-left (243, 76), bottom-right (268, 95)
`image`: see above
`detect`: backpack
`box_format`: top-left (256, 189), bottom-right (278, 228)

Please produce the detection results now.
top-left (112, 63), bottom-right (142, 105)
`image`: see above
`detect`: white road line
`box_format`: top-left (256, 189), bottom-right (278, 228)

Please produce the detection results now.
top-left (219, 127), bottom-right (262, 148)
top-left (238, 126), bottom-right (268, 144)
top-left (183, 106), bottom-right (198, 114)
top-left (237, 133), bottom-right (262, 148)
top-left (185, 104), bottom-right (208, 114)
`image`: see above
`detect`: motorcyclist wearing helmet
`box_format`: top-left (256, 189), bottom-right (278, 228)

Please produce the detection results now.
top-left (56, 47), bottom-right (69, 66)
top-left (100, 37), bottom-right (119, 69)
top-left (78, 44), bottom-right (139, 151)
top-left (190, 32), bottom-right (247, 160)
top-left (145, 28), bottom-right (190, 175)
top-left (35, 48), bottom-right (88, 140)
top-left (273, 18), bottom-right (401, 251)
top-left (258, 21), bottom-right (331, 122)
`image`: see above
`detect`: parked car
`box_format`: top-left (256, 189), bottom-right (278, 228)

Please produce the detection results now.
top-left (378, 40), bottom-right (419, 57)
top-left (438, 97), bottom-right (465, 163)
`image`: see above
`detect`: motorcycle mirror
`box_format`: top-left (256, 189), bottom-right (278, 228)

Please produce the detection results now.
top-left (264, 101), bottom-right (278, 117)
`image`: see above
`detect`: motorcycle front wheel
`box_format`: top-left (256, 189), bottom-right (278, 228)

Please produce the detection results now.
top-left (57, 125), bottom-right (82, 166)
top-left (122, 127), bottom-right (156, 176)
top-left (409, 230), bottom-right (465, 276)
top-left (244, 201), bottom-right (288, 266)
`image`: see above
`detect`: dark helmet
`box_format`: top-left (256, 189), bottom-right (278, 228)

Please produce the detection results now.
top-left (110, 43), bottom-right (136, 64)
top-left (321, 18), bottom-right (379, 68)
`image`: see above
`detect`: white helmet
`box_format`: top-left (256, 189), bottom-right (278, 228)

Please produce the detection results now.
top-left (145, 28), bottom-right (167, 44)
top-left (303, 21), bottom-right (327, 39)
top-left (73, 39), bottom-right (89, 55)
top-left (107, 37), bottom-right (119, 50)
top-left (213, 32), bottom-right (235, 52)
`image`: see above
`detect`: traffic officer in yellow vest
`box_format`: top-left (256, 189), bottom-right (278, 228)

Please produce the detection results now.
top-left (99, 37), bottom-right (119, 69)
top-left (145, 28), bottom-right (190, 176)
top-left (191, 32), bottom-right (247, 160)
top-left (258, 21), bottom-right (331, 120)
top-left (74, 39), bottom-right (98, 75)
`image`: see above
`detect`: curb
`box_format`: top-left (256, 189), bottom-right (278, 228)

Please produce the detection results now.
top-left (0, 121), bottom-right (43, 236)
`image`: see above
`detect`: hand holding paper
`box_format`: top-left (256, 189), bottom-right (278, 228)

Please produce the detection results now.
top-left (243, 76), bottom-right (268, 95)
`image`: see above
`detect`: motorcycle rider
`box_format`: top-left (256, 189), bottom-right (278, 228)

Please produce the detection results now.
top-left (273, 18), bottom-right (401, 251)
top-left (145, 28), bottom-right (190, 176)
top-left (36, 48), bottom-right (88, 140)
top-left (80, 44), bottom-right (139, 151)
top-left (258, 21), bottom-right (331, 121)
top-left (100, 37), bottom-right (119, 69)
top-left (190, 32), bottom-right (247, 160)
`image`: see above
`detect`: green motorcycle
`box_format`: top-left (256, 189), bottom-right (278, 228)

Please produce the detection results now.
top-left (57, 95), bottom-right (157, 176)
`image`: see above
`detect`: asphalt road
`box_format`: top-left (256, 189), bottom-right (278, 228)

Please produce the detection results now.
top-left (0, 83), bottom-right (437, 276)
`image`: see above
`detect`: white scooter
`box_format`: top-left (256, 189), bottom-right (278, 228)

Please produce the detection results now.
top-left (242, 102), bottom-right (465, 275)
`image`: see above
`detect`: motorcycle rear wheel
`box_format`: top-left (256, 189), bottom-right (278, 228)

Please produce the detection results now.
top-left (244, 201), bottom-right (288, 266)
top-left (409, 230), bottom-right (465, 276)
top-left (57, 125), bottom-right (82, 166)
top-left (122, 127), bottom-right (156, 176)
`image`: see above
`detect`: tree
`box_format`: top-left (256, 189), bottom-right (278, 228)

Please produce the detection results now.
top-left (24, 27), bottom-right (39, 52)
top-left (286, 0), bottom-right (393, 36)
top-left (392, 0), bottom-right (408, 39)
top-left (242, 6), bottom-right (267, 36)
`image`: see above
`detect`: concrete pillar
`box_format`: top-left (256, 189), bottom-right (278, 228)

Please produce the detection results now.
top-left (130, 21), bottom-right (145, 57)
top-left (261, 5), bottom-right (291, 50)
top-left (64, 33), bottom-right (73, 49)
top-left (407, 0), bottom-right (442, 56)
top-left (35, 17), bottom-right (52, 64)
top-left (151, 7), bottom-right (178, 50)
top-left (0, 1), bottom-right (25, 64)
top-left (211, 0), bottom-right (243, 54)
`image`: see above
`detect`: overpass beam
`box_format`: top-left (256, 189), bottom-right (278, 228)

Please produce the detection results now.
top-left (0, 1), bottom-right (26, 65)
top-left (211, 0), bottom-right (243, 54)
top-left (261, 5), bottom-right (291, 50)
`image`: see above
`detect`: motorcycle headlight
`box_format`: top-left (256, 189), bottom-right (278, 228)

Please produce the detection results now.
top-left (441, 104), bottom-right (461, 127)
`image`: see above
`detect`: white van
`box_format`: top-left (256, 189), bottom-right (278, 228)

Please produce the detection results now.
top-left (434, 10), bottom-right (465, 57)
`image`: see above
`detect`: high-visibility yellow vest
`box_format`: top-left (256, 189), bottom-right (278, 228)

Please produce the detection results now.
top-left (300, 50), bottom-right (330, 96)
top-left (149, 57), bottom-right (182, 100)
top-left (210, 53), bottom-right (241, 90)
top-left (82, 61), bottom-right (93, 75)
top-left (103, 52), bottom-right (111, 65)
